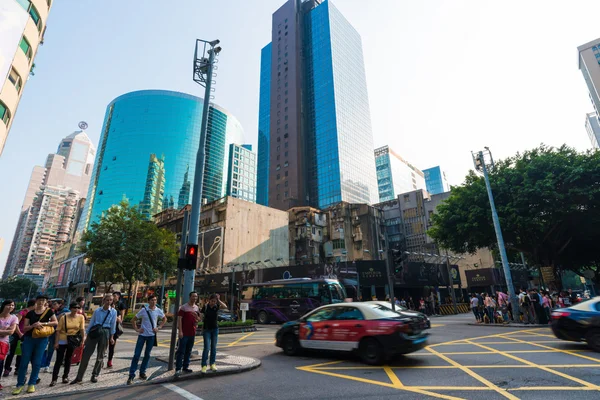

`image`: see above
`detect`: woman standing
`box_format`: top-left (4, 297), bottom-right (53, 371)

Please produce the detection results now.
top-left (200, 294), bottom-right (226, 373)
top-left (3, 299), bottom-right (34, 377)
top-left (13, 295), bottom-right (58, 395)
top-left (0, 300), bottom-right (18, 389)
top-left (50, 302), bottom-right (85, 386)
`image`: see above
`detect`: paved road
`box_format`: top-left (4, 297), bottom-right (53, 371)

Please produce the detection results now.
top-left (61, 314), bottom-right (600, 400)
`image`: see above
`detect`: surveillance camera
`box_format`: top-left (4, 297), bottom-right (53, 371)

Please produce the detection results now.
top-left (209, 39), bottom-right (220, 46)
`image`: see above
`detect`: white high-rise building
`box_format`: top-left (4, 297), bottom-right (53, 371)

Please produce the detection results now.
top-left (585, 112), bottom-right (600, 149)
top-left (374, 146), bottom-right (426, 202)
top-left (3, 128), bottom-right (95, 279)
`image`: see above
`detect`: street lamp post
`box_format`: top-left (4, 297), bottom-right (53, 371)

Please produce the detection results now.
top-left (473, 148), bottom-right (519, 321)
top-left (184, 39), bottom-right (222, 303)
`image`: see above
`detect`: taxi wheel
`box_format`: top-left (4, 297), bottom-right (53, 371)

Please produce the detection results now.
top-left (282, 334), bottom-right (300, 356)
top-left (258, 311), bottom-right (269, 324)
top-left (586, 329), bottom-right (600, 352)
top-left (359, 338), bottom-right (384, 365)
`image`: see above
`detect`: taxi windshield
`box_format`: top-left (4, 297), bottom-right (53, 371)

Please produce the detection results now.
top-left (367, 304), bottom-right (402, 319)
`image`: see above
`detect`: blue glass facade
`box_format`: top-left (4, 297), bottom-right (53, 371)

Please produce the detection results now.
top-left (257, 43), bottom-right (272, 206)
top-left (79, 90), bottom-right (243, 230)
top-left (304, 1), bottom-right (378, 208)
top-left (423, 166), bottom-right (450, 195)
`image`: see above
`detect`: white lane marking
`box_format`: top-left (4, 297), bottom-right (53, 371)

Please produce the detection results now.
top-left (162, 383), bottom-right (204, 400)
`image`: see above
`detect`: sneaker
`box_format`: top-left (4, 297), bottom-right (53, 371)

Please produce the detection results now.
top-left (3, 369), bottom-right (10, 377)
top-left (90, 376), bottom-right (98, 383)
top-left (183, 368), bottom-right (193, 374)
top-left (139, 373), bottom-right (147, 381)
top-left (210, 364), bottom-right (217, 371)
top-left (49, 381), bottom-right (57, 387)
top-left (201, 366), bottom-right (207, 373)
top-left (26, 385), bottom-right (35, 394)
top-left (175, 370), bottom-right (182, 377)
top-left (107, 361), bottom-right (113, 368)
top-left (127, 377), bottom-right (134, 385)
top-left (12, 386), bottom-right (23, 395)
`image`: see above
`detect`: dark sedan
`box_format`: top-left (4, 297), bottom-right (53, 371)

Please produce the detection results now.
top-left (551, 297), bottom-right (600, 351)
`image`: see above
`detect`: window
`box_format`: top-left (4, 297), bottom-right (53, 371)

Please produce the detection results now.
top-left (8, 68), bottom-right (22, 92)
top-left (284, 133), bottom-right (288, 139)
top-left (276, 174), bottom-right (280, 180)
top-left (19, 36), bottom-right (32, 61)
top-left (0, 101), bottom-right (10, 125)
top-left (285, 171), bottom-right (288, 177)
top-left (333, 239), bottom-right (345, 250)
top-left (335, 307), bottom-right (364, 321)
top-left (276, 164), bottom-right (281, 171)
top-left (284, 142), bottom-right (288, 148)
top-left (307, 308), bottom-right (337, 322)
top-left (285, 180), bottom-right (288, 187)
top-left (276, 145), bottom-right (280, 151)
top-left (284, 191), bottom-right (288, 197)
top-left (29, 4), bottom-right (42, 31)
top-left (276, 184), bottom-right (280, 190)
top-left (284, 151), bottom-right (288, 157)
top-left (284, 161), bottom-right (288, 167)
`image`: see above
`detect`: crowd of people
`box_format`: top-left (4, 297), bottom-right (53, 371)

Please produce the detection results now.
top-left (469, 288), bottom-right (585, 324)
top-left (0, 290), bottom-right (227, 395)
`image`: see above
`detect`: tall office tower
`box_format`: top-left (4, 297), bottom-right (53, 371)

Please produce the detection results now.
top-left (226, 144), bottom-right (257, 203)
top-left (78, 90), bottom-right (244, 231)
top-left (375, 146), bottom-right (426, 202)
top-left (585, 112), bottom-right (600, 149)
top-left (257, 0), bottom-right (378, 211)
top-left (422, 166), bottom-right (451, 195)
top-left (0, 0), bottom-right (52, 155)
top-left (3, 127), bottom-right (95, 279)
top-left (578, 39), bottom-right (600, 120)
top-left (257, 43), bottom-right (272, 206)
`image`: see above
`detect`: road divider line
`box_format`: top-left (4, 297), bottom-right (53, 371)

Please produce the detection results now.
top-left (425, 346), bottom-right (519, 400)
top-left (498, 334), bottom-right (600, 363)
top-left (227, 332), bottom-right (255, 347)
top-left (383, 365), bottom-right (403, 387)
top-left (162, 383), bottom-right (204, 400)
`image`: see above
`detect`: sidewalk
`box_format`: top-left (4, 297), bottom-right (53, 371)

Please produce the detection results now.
top-left (0, 348), bottom-right (260, 399)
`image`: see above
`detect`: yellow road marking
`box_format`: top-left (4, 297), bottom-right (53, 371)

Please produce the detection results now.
top-left (498, 334), bottom-right (600, 363)
top-left (426, 346), bottom-right (519, 400)
top-left (510, 386), bottom-right (599, 391)
top-left (431, 324), bottom-right (445, 328)
top-left (227, 332), bottom-right (255, 347)
top-left (464, 339), bottom-right (600, 390)
top-left (383, 365), bottom-right (403, 387)
top-left (301, 360), bottom-right (344, 368)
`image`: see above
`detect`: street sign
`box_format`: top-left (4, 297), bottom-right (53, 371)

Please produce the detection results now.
top-left (240, 302), bottom-right (249, 311)
top-left (167, 290), bottom-right (176, 299)
top-left (540, 266), bottom-right (555, 283)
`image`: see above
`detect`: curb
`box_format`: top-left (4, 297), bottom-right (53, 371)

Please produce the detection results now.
top-left (41, 357), bottom-right (261, 400)
top-left (466, 323), bottom-right (551, 328)
top-left (122, 323), bottom-right (257, 335)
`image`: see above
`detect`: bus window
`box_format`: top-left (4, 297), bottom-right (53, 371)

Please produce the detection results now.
top-left (329, 283), bottom-right (345, 303)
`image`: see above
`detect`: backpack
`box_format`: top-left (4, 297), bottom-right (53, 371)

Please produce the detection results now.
top-left (522, 294), bottom-right (530, 306)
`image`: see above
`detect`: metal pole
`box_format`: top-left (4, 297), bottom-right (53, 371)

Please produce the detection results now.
top-left (184, 44), bottom-right (217, 303)
top-left (445, 250), bottom-right (458, 314)
top-left (161, 271), bottom-right (166, 308)
top-left (231, 266), bottom-right (235, 319)
top-left (168, 210), bottom-right (189, 371)
top-left (383, 229), bottom-right (395, 311)
top-left (480, 151), bottom-right (519, 322)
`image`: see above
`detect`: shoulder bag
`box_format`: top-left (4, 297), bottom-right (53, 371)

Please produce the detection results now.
top-left (144, 307), bottom-right (159, 347)
top-left (88, 309), bottom-right (111, 340)
top-left (65, 315), bottom-right (82, 349)
top-left (32, 309), bottom-right (55, 339)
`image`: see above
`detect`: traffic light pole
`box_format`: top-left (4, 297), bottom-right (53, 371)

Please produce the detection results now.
top-left (445, 249), bottom-right (458, 315)
top-left (383, 229), bottom-right (396, 311)
top-left (168, 210), bottom-right (189, 371)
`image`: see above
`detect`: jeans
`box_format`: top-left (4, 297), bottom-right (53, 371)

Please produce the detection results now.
top-left (52, 344), bottom-right (74, 381)
top-left (176, 336), bottom-right (195, 371)
top-left (472, 307), bottom-right (480, 321)
top-left (202, 328), bottom-right (218, 366)
top-left (17, 336), bottom-right (48, 387)
top-left (500, 306), bottom-right (509, 322)
top-left (129, 335), bottom-right (155, 378)
top-left (42, 333), bottom-right (56, 368)
top-left (486, 306), bottom-right (495, 322)
top-left (4, 334), bottom-right (21, 372)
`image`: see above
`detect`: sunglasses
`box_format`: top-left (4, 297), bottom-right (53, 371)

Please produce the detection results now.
top-left (72, 306), bottom-right (81, 309)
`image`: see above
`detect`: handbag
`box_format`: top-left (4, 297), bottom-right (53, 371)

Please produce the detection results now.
top-left (32, 309), bottom-right (55, 339)
top-left (65, 315), bottom-right (82, 349)
top-left (144, 307), bottom-right (158, 347)
top-left (88, 309), bottom-right (111, 340)
top-left (0, 341), bottom-right (8, 361)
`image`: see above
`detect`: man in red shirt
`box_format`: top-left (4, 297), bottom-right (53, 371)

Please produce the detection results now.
top-left (175, 292), bottom-right (200, 376)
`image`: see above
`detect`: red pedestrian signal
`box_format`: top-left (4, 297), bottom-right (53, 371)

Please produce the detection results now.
top-left (185, 244), bottom-right (198, 270)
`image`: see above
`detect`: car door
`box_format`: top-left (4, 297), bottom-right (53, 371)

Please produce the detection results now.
top-left (329, 306), bottom-right (366, 351)
top-left (299, 307), bottom-right (338, 350)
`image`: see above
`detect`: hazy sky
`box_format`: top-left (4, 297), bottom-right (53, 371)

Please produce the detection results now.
top-left (0, 0), bottom-right (597, 272)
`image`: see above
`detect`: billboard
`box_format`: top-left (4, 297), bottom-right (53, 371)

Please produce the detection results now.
top-left (0, 0), bottom-right (29, 84)
top-left (198, 227), bottom-right (223, 274)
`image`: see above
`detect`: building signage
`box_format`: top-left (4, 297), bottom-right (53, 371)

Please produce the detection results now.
top-left (466, 268), bottom-right (496, 287)
top-left (358, 262), bottom-right (387, 286)
top-left (540, 266), bottom-right (555, 283)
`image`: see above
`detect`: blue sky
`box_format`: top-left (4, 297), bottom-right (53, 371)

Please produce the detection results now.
top-left (0, 0), bottom-right (598, 271)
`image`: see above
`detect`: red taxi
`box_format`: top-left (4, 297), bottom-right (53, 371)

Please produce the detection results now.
top-left (275, 302), bottom-right (429, 365)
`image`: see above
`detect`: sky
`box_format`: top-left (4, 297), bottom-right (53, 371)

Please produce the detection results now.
top-left (0, 0), bottom-right (597, 272)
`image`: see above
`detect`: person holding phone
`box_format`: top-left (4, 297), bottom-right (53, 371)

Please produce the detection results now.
top-left (200, 294), bottom-right (226, 373)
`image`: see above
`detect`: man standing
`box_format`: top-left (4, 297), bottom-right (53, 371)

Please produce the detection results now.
top-left (107, 292), bottom-right (126, 368)
top-left (127, 294), bottom-right (166, 385)
top-left (470, 294), bottom-right (480, 322)
top-left (200, 294), bottom-right (227, 373)
top-left (519, 288), bottom-right (533, 324)
top-left (71, 294), bottom-right (116, 384)
top-left (175, 291), bottom-right (200, 376)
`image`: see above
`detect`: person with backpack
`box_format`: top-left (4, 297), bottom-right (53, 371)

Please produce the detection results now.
top-left (519, 288), bottom-right (533, 324)
top-left (50, 302), bottom-right (85, 386)
top-left (127, 294), bottom-right (166, 385)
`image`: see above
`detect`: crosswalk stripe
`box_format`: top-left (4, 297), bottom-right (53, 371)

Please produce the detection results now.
top-left (163, 383), bottom-right (204, 400)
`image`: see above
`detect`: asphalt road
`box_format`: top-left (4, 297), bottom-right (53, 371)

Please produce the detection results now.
top-left (59, 314), bottom-right (600, 400)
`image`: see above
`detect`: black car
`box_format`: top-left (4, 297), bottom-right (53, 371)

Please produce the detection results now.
top-left (551, 297), bottom-right (600, 351)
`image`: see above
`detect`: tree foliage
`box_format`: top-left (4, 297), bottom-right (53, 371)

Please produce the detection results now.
top-left (429, 145), bottom-right (600, 285)
top-left (0, 277), bottom-right (38, 300)
top-left (80, 201), bottom-right (178, 305)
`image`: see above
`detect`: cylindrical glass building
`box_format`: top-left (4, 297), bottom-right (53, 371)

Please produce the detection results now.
top-left (78, 90), bottom-right (243, 230)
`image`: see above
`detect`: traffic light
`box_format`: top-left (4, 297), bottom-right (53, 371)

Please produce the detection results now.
top-left (392, 242), bottom-right (408, 274)
top-left (184, 244), bottom-right (199, 270)
top-left (89, 280), bottom-right (97, 294)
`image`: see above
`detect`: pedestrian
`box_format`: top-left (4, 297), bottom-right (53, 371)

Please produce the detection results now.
top-left (484, 293), bottom-right (494, 323)
top-left (13, 295), bottom-right (58, 395)
top-left (0, 300), bottom-right (18, 390)
top-left (42, 299), bottom-right (67, 373)
top-left (497, 291), bottom-right (509, 323)
top-left (200, 294), bottom-right (227, 373)
top-left (470, 293), bottom-right (480, 322)
top-left (519, 288), bottom-right (533, 324)
top-left (4, 299), bottom-right (34, 377)
top-left (50, 302), bottom-right (85, 386)
top-left (107, 292), bottom-right (126, 369)
top-left (176, 291), bottom-right (200, 376)
top-left (542, 291), bottom-right (551, 324)
top-left (71, 297), bottom-right (87, 366)
top-left (419, 298), bottom-right (426, 314)
top-left (70, 293), bottom-right (116, 385)
top-left (127, 294), bottom-right (166, 385)
top-left (529, 289), bottom-right (541, 324)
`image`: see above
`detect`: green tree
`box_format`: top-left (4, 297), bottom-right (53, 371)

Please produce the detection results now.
top-left (429, 145), bottom-right (600, 288)
top-left (0, 277), bottom-right (38, 300)
top-left (80, 201), bottom-right (178, 307)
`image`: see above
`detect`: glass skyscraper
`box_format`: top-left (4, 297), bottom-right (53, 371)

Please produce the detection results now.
top-left (226, 144), bottom-right (257, 203)
top-left (257, 43), bottom-right (272, 206)
top-left (257, 0), bottom-right (378, 211)
top-left (79, 90), bottom-right (243, 231)
top-left (375, 145), bottom-right (426, 202)
top-left (423, 166), bottom-right (451, 195)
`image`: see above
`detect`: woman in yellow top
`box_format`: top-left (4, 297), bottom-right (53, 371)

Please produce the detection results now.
top-left (50, 302), bottom-right (85, 386)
